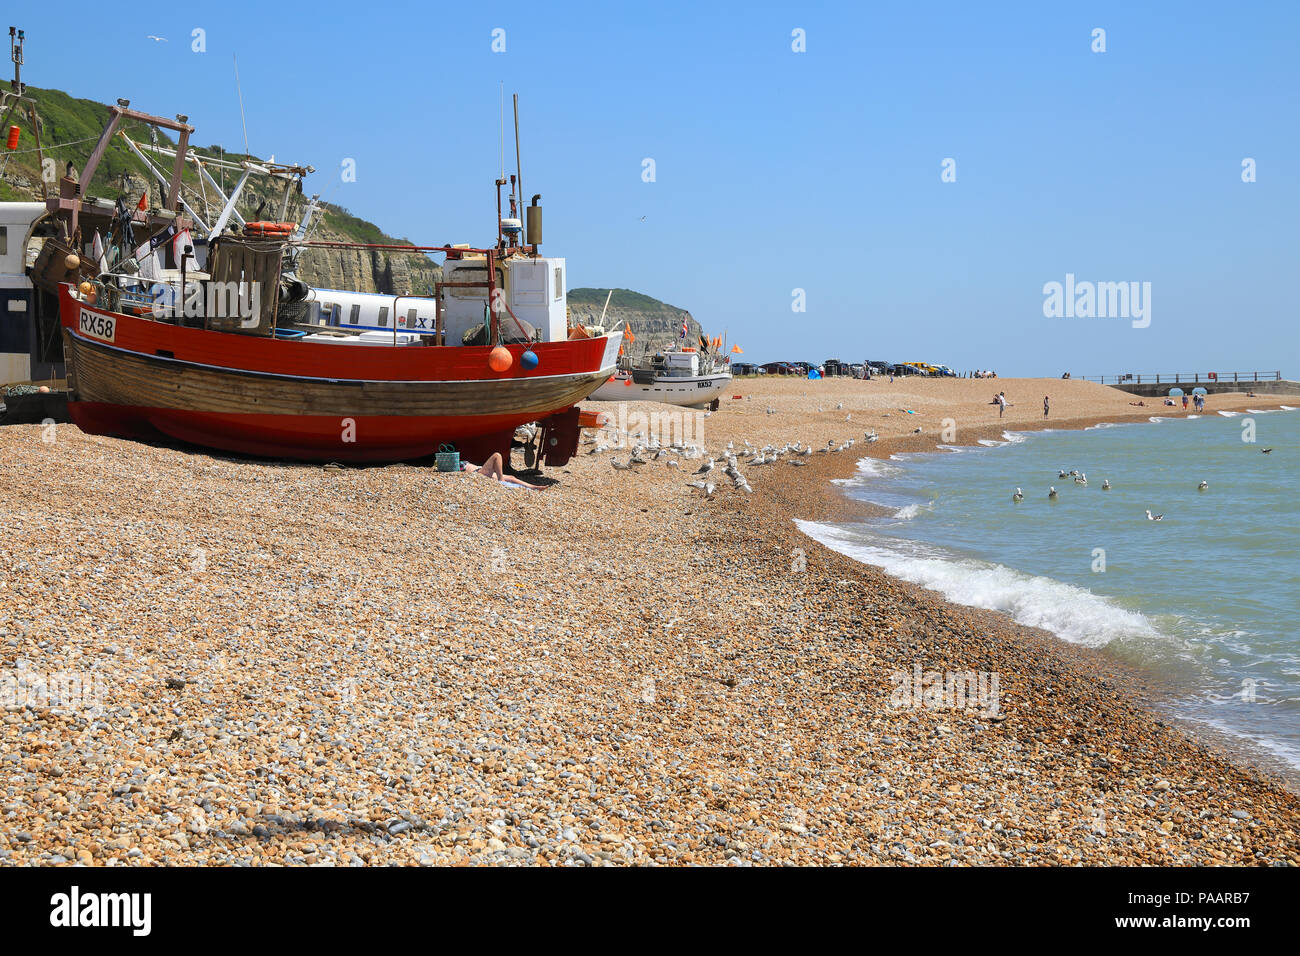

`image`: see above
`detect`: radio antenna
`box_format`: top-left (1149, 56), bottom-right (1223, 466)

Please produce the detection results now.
top-left (513, 93), bottom-right (522, 237)
top-left (233, 54), bottom-right (249, 157)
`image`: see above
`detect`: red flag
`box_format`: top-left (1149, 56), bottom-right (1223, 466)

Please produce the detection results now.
top-left (137, 192), bottom-right (148, 211)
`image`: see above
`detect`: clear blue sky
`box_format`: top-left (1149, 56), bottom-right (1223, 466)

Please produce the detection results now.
top-left (32, 1), bottom-right (1300, 374)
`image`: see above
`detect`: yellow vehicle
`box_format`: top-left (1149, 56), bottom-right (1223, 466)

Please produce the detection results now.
top-left (905, 362), bottom-right (942, 376)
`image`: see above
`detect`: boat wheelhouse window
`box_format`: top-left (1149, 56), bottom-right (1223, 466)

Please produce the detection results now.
top-left (349, 304), bottom-right (361, 326)
top-left (407, 308), bottom-right (417, 328)
top-left (554, 267), bottom-right (562, 300)
top-left (377, 306), bottom-right (388, 327)
top-left (0, 226), bottom-right (7, 256)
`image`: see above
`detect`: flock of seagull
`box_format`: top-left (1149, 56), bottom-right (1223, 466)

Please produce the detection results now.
top-left (587, 428), bottom-right (882, 499)
top-left (1013, 468), bottom-right (1218, 521)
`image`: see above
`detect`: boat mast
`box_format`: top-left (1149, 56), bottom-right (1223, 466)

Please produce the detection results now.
top-left (1, 27), bottom-right (46, 200)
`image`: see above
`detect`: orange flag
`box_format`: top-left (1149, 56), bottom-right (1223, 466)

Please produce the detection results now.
top-left (624, 329), bottom-right (636, 343)
top-left (730, 344), bottom-right (743, 354)
top-left (137, 191), bottom-right (147, 211)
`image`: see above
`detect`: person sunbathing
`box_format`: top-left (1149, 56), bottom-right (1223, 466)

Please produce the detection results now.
top-left (461, 453), bottom-right (546, 490)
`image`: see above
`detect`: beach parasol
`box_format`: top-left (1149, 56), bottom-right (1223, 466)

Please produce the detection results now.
top-left (1168, 387), bottom-right (1184, 397)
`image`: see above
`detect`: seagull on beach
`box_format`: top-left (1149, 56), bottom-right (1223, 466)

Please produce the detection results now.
top-left (1012, 488), bottom-right (1024, 502)
top-left (1145, 510), bottom-right (1164, 521)
top-left (694, 459), bottom-right (714, 475)
top-left (1048, 486), bottom-right (1059, 499)
top-left (865, 430), bottom-right (878, 443)
top-left (1198, 480), bottom-right (1208, 491)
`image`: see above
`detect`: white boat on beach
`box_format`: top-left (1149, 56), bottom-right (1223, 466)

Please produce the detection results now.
top-left (590, 345), bottom-right (732, 409)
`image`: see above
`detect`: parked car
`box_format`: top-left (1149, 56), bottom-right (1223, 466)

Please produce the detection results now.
top-left (888, 363), bottom-right (929, 377)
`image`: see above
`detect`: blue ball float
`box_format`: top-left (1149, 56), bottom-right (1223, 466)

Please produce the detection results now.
top-left (521, 350), bottom-right (539, 370)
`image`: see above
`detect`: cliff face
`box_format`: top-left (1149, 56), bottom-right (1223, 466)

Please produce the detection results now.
top-left (567, 288), bottom-right (705, 364)
top-left (291, 230), bottom-right (441, 295)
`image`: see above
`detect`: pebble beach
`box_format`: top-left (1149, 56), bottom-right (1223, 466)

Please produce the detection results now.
top-left (3, 376), bottom-right (1299, 866)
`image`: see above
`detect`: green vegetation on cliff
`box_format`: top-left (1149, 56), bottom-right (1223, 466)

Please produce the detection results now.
top-left (0, 85), bottom-right (433, 291)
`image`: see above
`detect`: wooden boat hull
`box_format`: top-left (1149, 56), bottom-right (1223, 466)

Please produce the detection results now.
top-left (59, 287), bottom-right (619, 462)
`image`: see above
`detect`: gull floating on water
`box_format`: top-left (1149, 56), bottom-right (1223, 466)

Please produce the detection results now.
top-left (1012, 488), bottom-right (1024, 502)
top-left (1145, 510), bottom-right (1164, 521)
top-left (1198, 480), bottom-right (1208, 491)
top-left (1101, 479), bottom-right (1111, 490)
top-left (1048, 486), bottom-right (1058, 499)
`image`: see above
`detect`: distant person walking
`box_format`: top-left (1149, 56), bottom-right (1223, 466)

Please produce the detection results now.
top-left (1182, 394), bottom-right (1189, 410)
top-left (1043, 395), bottom-right (1050, 418)
top-left (997, 392), bottom-right (1007, 418)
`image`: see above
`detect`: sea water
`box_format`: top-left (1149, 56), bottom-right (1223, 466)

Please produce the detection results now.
top-left (798, 407), bottom-right (1300, 774)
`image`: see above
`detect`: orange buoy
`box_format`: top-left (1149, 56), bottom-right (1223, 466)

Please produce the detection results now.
top-left (6, 126), bottom-right (19, 150)
top-left (488, 346), bottom-right (512, 372)
top-left (78, 280), bottom-right (94, 296)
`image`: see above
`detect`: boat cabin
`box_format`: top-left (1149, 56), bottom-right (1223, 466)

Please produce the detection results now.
top-left (0, 201), bottom-right (63, 385)
top-left (442, 254), bottom-right (567, 345)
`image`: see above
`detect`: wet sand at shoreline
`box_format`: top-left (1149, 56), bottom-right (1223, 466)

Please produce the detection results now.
top-left (1, 377), bottom-right (1298, 865)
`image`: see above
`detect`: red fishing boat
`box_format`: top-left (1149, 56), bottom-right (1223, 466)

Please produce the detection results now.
top-left (58, 279), bottom-right (620, 463)
top-left (38, 98), bottom-right (621, 464)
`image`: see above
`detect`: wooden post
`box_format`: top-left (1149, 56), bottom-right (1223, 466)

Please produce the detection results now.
top-left (167, 124), bottom-right (190, 211)
top-left (486, 249), bottom-right (499, 347)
